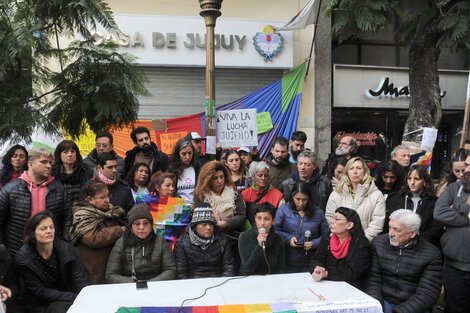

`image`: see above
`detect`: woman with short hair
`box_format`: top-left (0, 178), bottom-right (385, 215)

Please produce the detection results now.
top-left (325, 157), bottom-right (386, 241)
top-left (311, 207), bottom-right (371, 288)
top-left (15, 211), bottom-right (88, 313)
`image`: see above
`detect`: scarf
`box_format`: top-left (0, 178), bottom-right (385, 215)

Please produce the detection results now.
top-left (203, 186), bottom-right (237, 221)
top-left (188, 227), bottom-right (214, 250)
top-left (330, 234), bottom-right (352, 259)
top-left (98, 170), bottom-right (116, 185)
top-left (70, 202), bottom-right (126, 244)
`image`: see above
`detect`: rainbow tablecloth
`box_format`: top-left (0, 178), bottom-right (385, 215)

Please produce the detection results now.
top-left (116, 303), bottom-right (297, 313)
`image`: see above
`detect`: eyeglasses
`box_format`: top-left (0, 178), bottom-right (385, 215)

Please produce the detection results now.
top-left (330, 216), bottom-right (347, 223)
top-left (94, 194), bottom-right (111, 200)
top-left (96, 143), bottom-right (110, 148)
top-left (339, 141), bottom-right (350, 146)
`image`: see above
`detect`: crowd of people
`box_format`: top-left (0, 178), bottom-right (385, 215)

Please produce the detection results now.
top-left (0, 126), bottom-right (469, 313)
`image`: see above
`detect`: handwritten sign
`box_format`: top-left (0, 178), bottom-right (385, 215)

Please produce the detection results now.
top-left (257, 112), bottom-right (273, 134)
top-left (160, 131), bottom-right (188, 155)
top-left (421, 127), bottom-right (438, 151)
top-left (217, 109), bottom-right (258, 148)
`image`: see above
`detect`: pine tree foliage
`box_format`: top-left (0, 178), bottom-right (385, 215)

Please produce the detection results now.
top-left (0, 0), bottom-right (149, 143)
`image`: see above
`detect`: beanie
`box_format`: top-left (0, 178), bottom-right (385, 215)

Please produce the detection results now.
top-left (127, 203), bottom-right (153, 225)
top-left (191, 203), bottom-right (216, 227)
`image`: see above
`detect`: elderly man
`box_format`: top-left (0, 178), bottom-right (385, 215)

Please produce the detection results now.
top-left (434, 151), bottom-right (470, 313)
top-left (173, 204), bottom-right (234, 279)
top-left (281, 150), bottom-right (331, 210)
top-left (83, 131), bottom-right (126, 178)
top-left (0, 148), bottom-right (71, 256)
top-left (321, 135), bottom-right (358, 175)
top-left (391, 144), bottom-right (411, 169)
top-left (366, 209), bottom-right (442, 313)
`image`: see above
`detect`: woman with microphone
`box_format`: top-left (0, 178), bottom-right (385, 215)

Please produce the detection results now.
top-left (238, 203), bottom-right (285, 275)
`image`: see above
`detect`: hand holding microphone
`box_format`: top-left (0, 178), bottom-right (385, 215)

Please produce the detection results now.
top-left (303, 230), bottom-right (313, 251)
top-left (258, 227), bottom-right (267, 249)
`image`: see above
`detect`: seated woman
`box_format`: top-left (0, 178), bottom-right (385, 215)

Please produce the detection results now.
top-left (106, 203), bottom-right (176, 283)
top-left (242, 161), bottom-right (284, 225)
top-left (311, 207), bottom-right (371, 288)
top-left (173, 204), bottom-right (234, 279)
top-left (239, 203), bottom-right (285, 275)
top-left (274, 181), bottom-right (329, 273)
top-left (15, 211), bottom-right (88, 313)
top-left (127, 162), bottom-right (151, 201)
top-left (70, 181), bottom-right (127, 284)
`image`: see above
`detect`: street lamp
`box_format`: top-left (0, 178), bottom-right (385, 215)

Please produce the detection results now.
top-left (199, 0), bottom-right (223, 157)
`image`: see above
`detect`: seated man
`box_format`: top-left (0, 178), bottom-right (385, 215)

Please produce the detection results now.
top-left (366, 209), bottom-right (442, 313)
top-left (173, 204), bottom-right (234, 279)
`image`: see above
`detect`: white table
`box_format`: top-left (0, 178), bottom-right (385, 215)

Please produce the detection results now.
top-left (68, 273), bottom-right (382, 313)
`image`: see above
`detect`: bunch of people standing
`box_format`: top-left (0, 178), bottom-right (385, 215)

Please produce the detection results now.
top-left (0, 127), bottom-right (469, 313)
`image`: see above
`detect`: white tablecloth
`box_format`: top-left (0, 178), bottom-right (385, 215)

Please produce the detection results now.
top-left (67, 272), bottom-right (382, 313)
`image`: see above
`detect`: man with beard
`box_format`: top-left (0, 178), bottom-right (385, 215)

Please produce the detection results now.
top-left (321, 136), bottom-right (358, 175)
top-left (289, 131), bottom-right (307, 164)
top-left (434, 151), bottom-right (470, 313)
top-left (264, 137), bottom-right (294, 190)
top-left (0, 148), bottom-right (71, 256)
top-left (124, 126), bottom-right (169, 176)
top-left (281, 150), bottom-right (331, 211)
top-left (83, 131), bottom-right (126, 178)
top-left (95, 153), bottom-right (134, 213)
top-left (366, 209), bottom-right (442, 313)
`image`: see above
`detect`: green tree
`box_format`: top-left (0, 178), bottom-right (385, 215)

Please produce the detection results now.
top-left (0, 0), bottom-right (149, 142)
top-left (326, 0), bottom-right (470, 142)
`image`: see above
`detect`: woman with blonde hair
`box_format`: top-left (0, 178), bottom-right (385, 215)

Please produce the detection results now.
top-left (325, 157), bottom-right (385, 241)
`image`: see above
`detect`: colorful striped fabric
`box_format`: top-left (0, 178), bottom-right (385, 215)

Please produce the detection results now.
top-left (134, 195), bottom-right (191, 250)
top-left (116, 302), bottom-right (297, 313)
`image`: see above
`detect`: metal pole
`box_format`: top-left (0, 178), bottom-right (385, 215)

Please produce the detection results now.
top-left (460, 97), bottom-right (470, 147)
top-left (199, 0), bottom-right (223, 157)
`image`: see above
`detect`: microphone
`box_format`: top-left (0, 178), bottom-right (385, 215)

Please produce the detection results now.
top-left (259, 227), bottom-right (267, 249)
top-left (304, 230), bottom-right (312, 242)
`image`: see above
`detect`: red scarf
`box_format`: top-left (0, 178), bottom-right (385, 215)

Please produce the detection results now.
top-left (330, 234), bottom-right (352, 259)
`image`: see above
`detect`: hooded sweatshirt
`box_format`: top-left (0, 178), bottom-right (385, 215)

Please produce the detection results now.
top-left (19, 171), bottom-right (54, 216)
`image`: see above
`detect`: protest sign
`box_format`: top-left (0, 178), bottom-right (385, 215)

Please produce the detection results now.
top-left (257, 112), bottom-right (273, 134)
top-left (160, 131), bottom-right (188, 155)
top-left (217, 109), bottom-right (258, 148)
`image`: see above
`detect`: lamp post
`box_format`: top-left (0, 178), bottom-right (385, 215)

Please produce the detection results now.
top-left (199, 0), bottom-right (222, 157)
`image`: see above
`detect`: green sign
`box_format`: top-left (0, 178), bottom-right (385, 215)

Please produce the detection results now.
top-left (256, 112), bottom-right (273, 134)
top-left (204, 98), bottom-right (215, 117)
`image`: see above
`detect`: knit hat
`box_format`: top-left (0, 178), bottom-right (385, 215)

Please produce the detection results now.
top-left (127, 203), bottom-right (153, 225)
top-left (191, 203), bottom-right (216, 227)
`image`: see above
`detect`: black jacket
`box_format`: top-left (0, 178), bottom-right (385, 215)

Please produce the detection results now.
top-left (311, 232), bottom-right (371, 288)
top-left (174, 230), bottom-right (234, 279)
top-left (386, 192), bottom-right (443, 247)
top-left (366, 234), bottom-right (442, 313)
top-left (15, 239), bottom-right (88, 311)
top-left (0, 179), bottom-right (72, 256)
top-left (124, 142), bottom-right (169, 175)
top-left (52, 164), bottom-right (93, 205)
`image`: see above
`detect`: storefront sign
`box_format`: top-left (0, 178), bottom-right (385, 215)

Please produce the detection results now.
top-left (334, 65), bottom-right (467, 109)
top-left (90, 14), bottom-right (293, 69)
top-left (334, 131), bottom-right (378, 146)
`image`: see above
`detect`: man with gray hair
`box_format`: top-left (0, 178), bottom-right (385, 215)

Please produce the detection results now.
top-left (281, 150), bottom-right (332, 210)
top-left (321, 135), bottom-right (358, 175)
top-left (391, 144), bottom-right (411, 169)
top-left (366, 209), bottom-right (442, 313)
top-left (0, 148), bottom-right (71, 256)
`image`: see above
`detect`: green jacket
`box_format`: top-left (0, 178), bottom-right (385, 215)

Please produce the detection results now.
top-left (106, 235), bottom-right (176, 283)
top-left (239, 226), bottom-right (285, 275)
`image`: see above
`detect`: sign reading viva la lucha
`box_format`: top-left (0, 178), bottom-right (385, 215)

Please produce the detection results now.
top-left (91, 14), bottom-right (293, 69)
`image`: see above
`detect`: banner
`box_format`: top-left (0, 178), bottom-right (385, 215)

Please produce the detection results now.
top-left (273, 0), bottom-right (319, 32)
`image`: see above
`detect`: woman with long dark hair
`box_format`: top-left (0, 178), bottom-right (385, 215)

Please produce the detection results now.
top-left (0, 144), bottom-right (28, 189)
top-left (127, 162), bottom-right (151, 201)
top-left (436, 148), bottom-right (468, 196)
top-left (168, 138), bottom-right (200, 203)
top-left (311, 207), bottom-right (371, 288)
top-left (15, 211), bottom-right (88, 313)
top-left (106, 203), bottom-right (176, 283)
top-left (274, 181), bottom-right (329, 273)
top-left (223, 150), bottom-right (248, 192)
top-left (386, 165), bottom-right (443, 247)
top-left (52, 140), bottom-right (92, 204)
